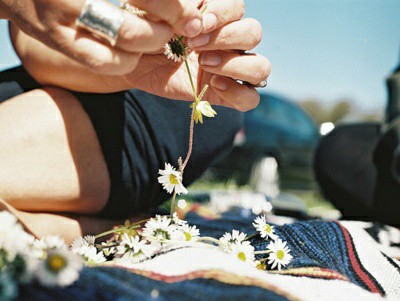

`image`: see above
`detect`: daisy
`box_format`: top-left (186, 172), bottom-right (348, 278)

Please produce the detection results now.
top-left (83, 246), bottom-right (107, 265)
top-left (219, 230), bottom-right (247, 251)
top-left (171, 212), bottom-right (187, 226)
top-left (164, 37), bottom-right (188, 62)
top-left (229, 241), bottom-right (256, 266)
top-left (0, 212), bottom-right (34, 260)
top-left (116, 234), bottom-right (154, 263)
top-left (192, 100), bottom-right (217, 124)
top-left (101, 241), bottom-right (117, 257)
top-left (142, 215), bottom-right (176, 244)
top-left (267, 239), bottom-right (293, 271)
top-left (11, 253), bottom-right (37, 284)
top-left (36, 249), bottom-right (83, 287)
top-left (71, 235), bottom-right (96, 256)
top-left (172, 224), bottom-right (200, 242)
top-left (253, 215), bottom-right (278, 240)
top-left (34, 235), bottom-right (67, 251)
top-left (158, 163), bottom-right (188, 195)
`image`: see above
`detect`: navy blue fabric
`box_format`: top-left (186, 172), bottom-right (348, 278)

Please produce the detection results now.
top-left (185, 212), bottom-right (383, 293)
top-left (18, 267), bottom-right (288, 301)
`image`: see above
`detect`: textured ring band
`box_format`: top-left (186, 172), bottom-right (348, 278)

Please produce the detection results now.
top-left (76, 0), bottom-right (125, 47)
top-left (234, 50), bottom-right (268, 88)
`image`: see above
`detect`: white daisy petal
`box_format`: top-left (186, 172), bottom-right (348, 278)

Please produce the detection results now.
top-left (164, 38), bottom-right (188, 63)
top-left (158, 163), bottom-right (188, 195)
top-left (266, 239), bottom-right (293, 270)
top-left (252, 215), bottom-right (278, 241)
top-left (36, 249), bottom-right (83, 287)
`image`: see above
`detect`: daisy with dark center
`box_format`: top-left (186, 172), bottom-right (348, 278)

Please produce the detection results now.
top-left (142, 215), bottom-right (176, 245)
top-left (164, 37), bottom-right (188, 63)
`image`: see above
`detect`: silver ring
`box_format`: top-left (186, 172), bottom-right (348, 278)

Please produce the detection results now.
top-left (253, 80), bottom-right (267, 88)
top-left (119, 1), bottom-right (146, 17)
top-left (76, 0), bottom-right (124, 47)
top-left (241, 80), bottom-right (267, 88)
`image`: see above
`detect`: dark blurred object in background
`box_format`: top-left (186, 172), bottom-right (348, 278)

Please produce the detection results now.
top-left (315, 59), bottom-right (400, 226)
top-left (210, 93), bottom-right (320, 192)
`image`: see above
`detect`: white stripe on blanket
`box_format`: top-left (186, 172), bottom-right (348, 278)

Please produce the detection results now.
top-left (341, 221), bottom-right (400, 299)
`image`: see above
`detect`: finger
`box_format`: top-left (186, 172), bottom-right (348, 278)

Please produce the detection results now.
top-left (209, 75), bottom-right (260, 112)
top-left (201, 0), bottom-right (245, 33)
top-left (127, 0), bottom-right (203, 37)
top-left (116, 11), bottom-right (173, 52)
top-left (55, 26), bottom-right (141, 75)
top-left (199, 51), bottom-right (271, 86)
top-left (188, 18), bottom-right (262, 50)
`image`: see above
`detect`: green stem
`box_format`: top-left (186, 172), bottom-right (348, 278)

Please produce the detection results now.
top-left (95, 227), bottom-right (124, 239)
top-left (181, 106), bottom-right (195, 171)
top-left (244, 233), bottom-right (259, 241)
top-left (254, 250), bottom-right (272, 255)
top-left (94, 224), bottom-right (140, 239)
top-left (157, 238), bottom-right (220, 250)
top-left (96, 243), bottom-right (118, 250)
top-left (170, 191), bottom-right (178, 216)
top-left (185, 60), bottom-right (197, 99)
top-left (196, 236), bottom-right (222, 246)
top-left (132, 218), bottom-right (150, 226)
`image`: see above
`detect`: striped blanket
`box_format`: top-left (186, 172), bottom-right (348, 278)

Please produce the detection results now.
top-left (19, 209), bottom-right (400, 301)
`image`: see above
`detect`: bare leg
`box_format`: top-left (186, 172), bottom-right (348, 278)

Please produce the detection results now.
top-left (0, 87), bottom-right (110, 213)
top-left (0, 88), bottom-right (115, 243)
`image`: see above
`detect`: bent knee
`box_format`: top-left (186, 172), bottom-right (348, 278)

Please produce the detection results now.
top-left (0, 87), bottom-right (110, 215)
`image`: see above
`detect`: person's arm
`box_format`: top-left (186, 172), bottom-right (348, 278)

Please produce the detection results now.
top-left (11, 0), bottom-right (270, 111)
top-left (10, 23), bottom-right (128, 93)
top-left (2, 0), bottom-right (201, 75)
top-left (0, 0), bottom-right (11, 19)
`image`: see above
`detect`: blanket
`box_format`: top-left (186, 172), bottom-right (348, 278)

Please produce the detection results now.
top-left (18, 208), bottom-right (400, 301)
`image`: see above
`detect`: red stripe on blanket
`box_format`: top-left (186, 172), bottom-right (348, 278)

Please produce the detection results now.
top-left (108, 265), bottom-right (301, 301)
top-left (335, 221), bottom-right (381, 294)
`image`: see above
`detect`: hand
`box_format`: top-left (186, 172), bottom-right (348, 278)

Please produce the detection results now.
top-left (3, 0), bottom-right (203, 75)
top-left (124, 0), bottom-right (270, 111)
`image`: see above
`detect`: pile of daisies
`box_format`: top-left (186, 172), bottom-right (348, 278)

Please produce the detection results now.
top-left (72, 212), bottom-right (293, 271)
top-left (0, 211), bottom-right (83, 300)
top-left (0, 209), bottom-right (293, 300)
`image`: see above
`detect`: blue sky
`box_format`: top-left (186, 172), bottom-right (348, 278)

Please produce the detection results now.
top-left (0, 0), bottom-right (399, 110)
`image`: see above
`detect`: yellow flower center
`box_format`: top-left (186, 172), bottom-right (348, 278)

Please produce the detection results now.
top-left (264, 224), bottom-right (272, 233)
top-left (169, 174), bottom-right (179, 185)
top-left (276, 250), bottom-right (285, 260)
top-left (237, 251), bottom-right (246, 262)
top-left (184, 232), bottom-right (192, 241)
top-left (46, 254), bottom-right (66, 272)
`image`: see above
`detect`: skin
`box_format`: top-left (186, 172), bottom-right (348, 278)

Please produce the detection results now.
top-left (11, 0), bottom-right (270, 111)
top-left (0, 0), bottom-right (271, 243)
top-left (0, 0), bottom-right (202, 74)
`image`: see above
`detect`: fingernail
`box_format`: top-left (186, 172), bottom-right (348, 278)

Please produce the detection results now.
top-left (211, 76), bottom-right (228, 91)
top-left (185, 18), bottom-right (202, 37)
top-left (200, 52), bottom-right (221, 66)
top-left (188, 34), bottom-right (210, 48)
top-left (203, 13), bottom-right (217, 32)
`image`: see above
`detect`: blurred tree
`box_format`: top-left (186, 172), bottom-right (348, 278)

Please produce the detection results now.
top-left (328, 99), bottom-right (353, 123)
top-left (299, 98), bottom-right (353, 125)
top-left (299, 98), bottom-right (326, 124)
